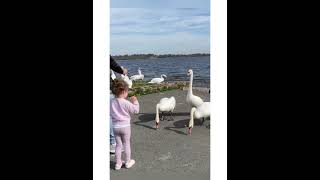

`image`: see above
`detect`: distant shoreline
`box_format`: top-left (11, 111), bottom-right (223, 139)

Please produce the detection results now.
top-left (113, 53), bottom-right (210, 60)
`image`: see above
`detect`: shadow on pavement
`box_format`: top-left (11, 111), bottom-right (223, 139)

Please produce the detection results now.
top-left (134, 112), bottom-right (190, 130)
top-left (133, 113), bottom-right (157, 130)
top-left (164, 119), bottom-right (189, 135)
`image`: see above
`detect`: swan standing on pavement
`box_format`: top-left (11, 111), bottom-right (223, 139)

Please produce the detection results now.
top-left (148, 74), bottom-right (167, 84)
top-left (188, 102), bottom-right (210, 135)
top-left (130, 67), bottom-right (144, 81)
top-left (154, 96), bottom-right (176, 129)
top-left (186, 69), bottom-right (204, 107)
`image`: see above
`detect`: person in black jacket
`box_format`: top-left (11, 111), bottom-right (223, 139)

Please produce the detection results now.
top-left (110, 55), bottom-right (127, 77)
top-left (110, 55), bottom-right (127, 153)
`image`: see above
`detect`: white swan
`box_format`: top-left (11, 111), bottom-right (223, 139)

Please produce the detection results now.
top-left (111, 70), bottom-right (116, 80)
top-left (154, 96), bottom-right (176, 129)
top-left (186, 69), bottom-right (204, 107)
top-left (119, 66), bottom-right (132, 89)
top-left (120, 74), bottom-right (132, 89)
top-left (188, 102), bottom-right (210, 135)
top-left (130, 67), bottom-right (144, 81)
top-left (148, 74), bottom-right (167, 84)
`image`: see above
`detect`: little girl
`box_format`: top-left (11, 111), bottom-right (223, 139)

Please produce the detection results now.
top-left (110, 79), bottom-right (139, 170)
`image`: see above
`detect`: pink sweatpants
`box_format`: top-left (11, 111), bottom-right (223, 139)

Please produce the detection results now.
top-left (113, 127), bottom-right (131, 165)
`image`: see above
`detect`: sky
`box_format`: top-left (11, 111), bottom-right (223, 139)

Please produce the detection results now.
top-left (110, 8), bottom-right (210, 55)
top-left (111, 0), bottom-right (210, 9)
top-left (110, 0), bottom-right (210, 55)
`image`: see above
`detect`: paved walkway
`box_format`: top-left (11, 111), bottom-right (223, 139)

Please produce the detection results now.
top-left (110, 89), bottom-right (210, 180)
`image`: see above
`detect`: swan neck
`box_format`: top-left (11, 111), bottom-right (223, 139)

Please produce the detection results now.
top-left (189, 74), bottom-right (193, 94)
top-left (189, 107), bottom-right (196, 128)
top-left (155, 104), bottom-right (160, 123)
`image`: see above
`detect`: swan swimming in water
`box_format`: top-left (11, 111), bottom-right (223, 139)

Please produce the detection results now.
top-left (111, 70), bottom-right (116, 80)
top-left (154, 96), bottom-right (176, 129)
top-left (130, 67), bottom-right (144, 81)
top-left (186, 69), bottom-right (204, 107)
top-left (187, 102), bottom-right (210, 135)
top-left (148, 74), bottom-right (167, 84)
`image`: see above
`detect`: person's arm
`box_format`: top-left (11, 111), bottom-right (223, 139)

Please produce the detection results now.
top-left (110, 55), bottom-right (124, 74)
top-left (126, 97), bottom-right (139, 114)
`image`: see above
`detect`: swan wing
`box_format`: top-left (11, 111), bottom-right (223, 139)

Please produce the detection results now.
top-left (169, 97), bottom-right (176, 110)
top-left (158, 98), bottom-right (173, 111)
top-left (159, 97), bottom-right (169, 104)
top-left (148, 78), bottom-right (156, 83)
top-left (149, 78), bottom-right (160, 83)
top-left (197, 102), bottom-right (211, 117)
top-left (130, 75), bottom-right (139, 80)
top-left (192, 95), bottom-right (204, 107)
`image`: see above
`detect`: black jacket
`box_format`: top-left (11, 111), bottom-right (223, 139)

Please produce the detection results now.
top-left (110, 55), bottom-right (123, 75)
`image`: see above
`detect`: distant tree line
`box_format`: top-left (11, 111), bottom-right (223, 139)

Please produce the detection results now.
top-left (112, 53), bottom-right (210, 60)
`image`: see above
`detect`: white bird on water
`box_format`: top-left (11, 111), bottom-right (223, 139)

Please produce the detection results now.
top-left (186, 69), bottom-right (204, 107)
top-left (154, 96), bottom-right (176, 129)
top-left (120, 74), bottom-right (132, 89)
top-left (148, 74), bottom-right (167, 84)
top-left (130, 67), bottom-right (144, 81)
top-left (187, 102), bottom-right (210, 135)
top-left (120, 66), bottom-right (132, 89)
top-left (111, 70), bottom-right (116, 80)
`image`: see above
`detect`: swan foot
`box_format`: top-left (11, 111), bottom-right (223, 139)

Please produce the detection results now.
top-left (154, 122), bottom-right (159, 129)
top-left (188, 127), bottom-right (192, 135)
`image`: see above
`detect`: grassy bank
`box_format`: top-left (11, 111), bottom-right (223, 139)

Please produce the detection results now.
top-left (126, 80), bottom-right (189, 97)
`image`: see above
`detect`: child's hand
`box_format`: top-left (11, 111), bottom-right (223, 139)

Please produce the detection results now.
top-left (130, 96), bottom-right (138, 103)
top-left (122, 68), bottom-right (128, 76)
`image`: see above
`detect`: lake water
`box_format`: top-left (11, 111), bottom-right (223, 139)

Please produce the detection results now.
top-left (115, 56), bottom-right (210, 88)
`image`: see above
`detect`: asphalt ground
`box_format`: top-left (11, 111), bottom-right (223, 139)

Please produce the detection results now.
top-left (110, 89), bottom-right (210, 180)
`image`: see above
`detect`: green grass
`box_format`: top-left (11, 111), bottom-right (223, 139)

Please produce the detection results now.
top-left (127, 80), bottom-right (188, 97)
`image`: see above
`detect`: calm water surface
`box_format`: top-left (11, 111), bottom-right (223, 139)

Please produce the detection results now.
top-left (115, 56), bottom-right (210, 88)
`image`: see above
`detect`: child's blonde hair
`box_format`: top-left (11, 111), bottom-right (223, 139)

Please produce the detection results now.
top-left (111, 79), bottom-right (129, 97)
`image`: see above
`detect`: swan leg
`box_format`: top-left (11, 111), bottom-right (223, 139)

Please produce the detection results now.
top-left (201, 118), bottom-right (205, 125)
top-left (163, 112), bottom-right (167, 121)
top-left (188, 127), bottom-right (192, 135)
top-left (166, 111), bottom-right (173, 121)
top-left (160, 112), bottom-right (165, 121)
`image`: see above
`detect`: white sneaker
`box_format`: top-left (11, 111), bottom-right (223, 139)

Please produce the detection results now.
top-left (114, 161), bottom-right (125, 170)
top-left (125, 159), bottom-right (135, 169)
top-left (115, 163), bottom-right (122, 170)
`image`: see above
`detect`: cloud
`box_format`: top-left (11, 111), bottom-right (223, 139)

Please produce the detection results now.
top-left (110, 8), bottom-right (210, 54)
top-left (111, 8), bottom-right (209, 34)
top-left (111, 0), bottom-right (210, 9)
top-left (111, 32), bottom-right (210, 55)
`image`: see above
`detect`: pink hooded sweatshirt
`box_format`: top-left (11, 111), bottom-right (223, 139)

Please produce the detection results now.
top-left (110, 97), bottom-right (139, 128)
